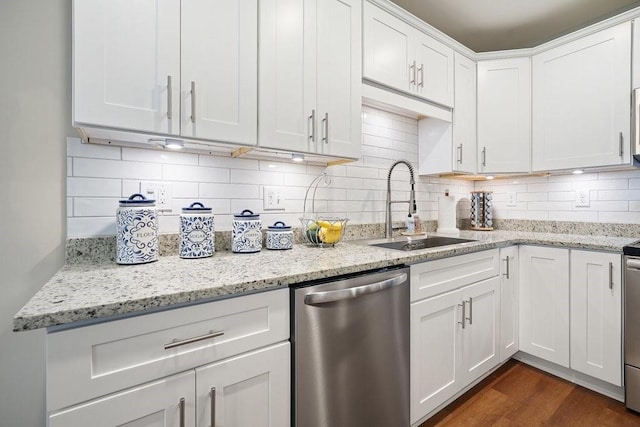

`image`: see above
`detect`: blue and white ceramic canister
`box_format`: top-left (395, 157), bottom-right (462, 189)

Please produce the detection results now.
top-left (266, 221), bottom-right (293, 250)
top-left (116, 193), bottom-right (158, 265)
top-left (232, 210), bottom-right (262, 253)
top-left (180, 202), bottom-right (214, 259)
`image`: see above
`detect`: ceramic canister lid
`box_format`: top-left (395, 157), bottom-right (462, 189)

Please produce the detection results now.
top-left (234, 209), bottom-right (260, 219)
top-left (268, 221), bottom-right (291, 230)
top-left (119, 193), bottom-right (155, 206)
top-left (182, 201), bottom-right (212, 213)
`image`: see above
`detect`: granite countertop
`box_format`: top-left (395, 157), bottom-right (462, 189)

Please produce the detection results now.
top-left (14, 230), bottom-right (637, 331)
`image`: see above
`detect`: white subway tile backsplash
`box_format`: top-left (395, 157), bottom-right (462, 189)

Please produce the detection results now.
top-left (67, 198), bottom-right (73, 218)
top-left (68, 177), bottom-right (121, 197)
top-left (231, 169), bottom-right (283, 186)
top-left (200, 183), bottom-right (259, 199)
top-left (74, 198), bottom-right (120, 217)
top-left (549, 211), bottom-right (599, 222)
top-left (67, 217), bottom-right (116, 237)
top-left (598, 211), bottom-right (640, 224)
top-left (74, 158), bottom-right (161, 180)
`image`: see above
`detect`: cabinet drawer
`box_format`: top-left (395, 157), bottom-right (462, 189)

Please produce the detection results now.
top-left (47, 288), bottom-right (289, 412)
top-left (410, 249), bottom-right (499, 302)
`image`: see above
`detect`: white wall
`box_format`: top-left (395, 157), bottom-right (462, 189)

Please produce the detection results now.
top-left (0, 1), bottom-right (69, 425)
top-left (67, 106), bottom-right (473, 238)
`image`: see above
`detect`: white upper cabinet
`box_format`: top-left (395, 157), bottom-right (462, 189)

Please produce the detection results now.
top-left (180, 0), bottom-right (257, 145)
top-left (73, 0), bottom-right (181, 135)
top-left (259, 0), bottom-right (361, 159)
top-left (74, 0), bottom-right (257, 146)
top-left (453, 53), bottom-right (477, 174)
top-left (532, 22), bottom-right (631, 171)
top-left (477, 58), bottom-right (531, 174)
top-left (363, 2), bottom-right (454, 107)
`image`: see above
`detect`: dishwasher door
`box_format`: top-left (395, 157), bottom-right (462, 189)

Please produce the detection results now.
top-left (292, 266), bottom-right (409, 427)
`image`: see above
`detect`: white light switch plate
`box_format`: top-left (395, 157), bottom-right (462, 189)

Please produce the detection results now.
top-left (263, 186), bottom-right (285, 210)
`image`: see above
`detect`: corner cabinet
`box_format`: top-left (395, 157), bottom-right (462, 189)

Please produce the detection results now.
top-left (519, 246), bottom-right (570, 367)
top-left (259, 0), bottom-right (361, 159)
top-left (73, 0), bottom-right (257, 145)
top-left (532, 22), bottom-right (632, 171)
top-left (363, 2), bottom-right (454, 107)
top-left (570, 250), bottom-right (622, 386)
top-left (410, 250), bottom-right (500, 424)
top-left (46, 289), bottom-right (290, 427)
top-left (477, 58), bottom-right (531, 174)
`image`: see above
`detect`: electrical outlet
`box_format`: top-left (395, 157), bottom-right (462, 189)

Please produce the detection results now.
top-left (506, 192), bottom-right (517, 207)
top-left (575, 189), bottom-right (590, 207)
top-left (263, 186), bottom-right (285, 210)
top-left (140, 182), bottom-right (173, 212)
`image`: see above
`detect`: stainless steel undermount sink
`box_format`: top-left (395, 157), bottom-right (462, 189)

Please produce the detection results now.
top-left (369, 236), bottom-right (477, 251)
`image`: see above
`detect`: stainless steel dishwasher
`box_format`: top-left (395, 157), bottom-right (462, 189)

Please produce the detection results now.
top-left (292, 266), bottom-right (409, 427)
top-left (625, 247), bottom-right (640, 411)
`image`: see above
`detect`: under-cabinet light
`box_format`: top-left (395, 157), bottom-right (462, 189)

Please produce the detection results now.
top-left (292, 153), bottom-right (304, 162)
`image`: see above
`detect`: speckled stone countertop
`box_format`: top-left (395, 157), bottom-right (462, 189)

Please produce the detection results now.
top-left (14, 230), bottom-right (637, 331)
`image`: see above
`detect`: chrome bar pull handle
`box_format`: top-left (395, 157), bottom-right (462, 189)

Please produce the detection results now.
top-left (409, 61), bottom-right (416, 85)
top-left (458, 302), bottom-right (466, 329)
top-left (167, 76), bottom-right (173, 120)
top-left (418, 63), bottom-right (424, 88)
top-left (190, 81), bottom-right (196, 123)
top-left (322, 112), bottom-right (329, 144)
top-left (210, 387), bottom-right (216, 427)
top-left (620, 132), bottom-right (624, 157)
top-left (179, 398), bottom-right (185, 427)
top-left (482, 147), bottom-right (487, 167)
top-left (457, 144), bottom-right (463, 164)
top-left (308, 109), bottom-right (316, 143)
top-left (503, 256), bottom-right (510, 279)
top-left (164, 330), bottom-right (224, 350)
top-left (466, 298), bottom-right (473, 325)
top-left (609, 262), bottom-right (614, 290)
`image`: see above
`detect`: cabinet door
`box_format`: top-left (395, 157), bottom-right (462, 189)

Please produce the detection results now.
top-left (259, 0), bottom-right (316, 153)
top-left (570, 250), bottom-right (622, 386)
top-left (49, 371), bottom-right (195, 427)
top-left (461, 277), bottom-right (500, 385)
top-left (519, 246), bottom-right (570, 367)
top-left (196, 343), bottom-right (290, 427)
top-left (453, 53), bottom-right (477, 173)
top-left (478, 58), bottom-right (531, 173)
top-left (499, 246), bottom-right (519, 362)
top-left (413, 31), bottom-right (454, 107)
top-left (316, 0), bottom-right (362, 159)
top-left (410, 290), bottom-right (463, 423)
top-left (363, 2), bottom-right (412, 93)
top-left (181, 0), bottom-right (257, 145)
top-left (532, 22), bottom-right (631, 171)
top-left (73, 0), bottom-right (180, 135)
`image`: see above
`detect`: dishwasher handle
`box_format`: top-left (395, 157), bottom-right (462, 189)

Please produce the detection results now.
top-left (628, 258), bottom-right (640, 270)
top-left (304, 273), bottom-right (407, 305)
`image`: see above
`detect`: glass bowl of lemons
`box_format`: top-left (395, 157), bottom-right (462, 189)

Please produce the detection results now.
top-left (300, 217), bottom-right (348, 247)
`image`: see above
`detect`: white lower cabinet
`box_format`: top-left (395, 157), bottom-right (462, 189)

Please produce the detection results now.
top-left (46, 289), bottom-right (290, 427)
top-left (519, 245), bottom-right (570, 367)
top-left (49, 371), bottom-right (196, 427)
top-left (519, 246), bottom-right (623, 387)
top-left (570, 250), bottom-right (622, 386)
top-left (196, 343), bottom-right (290, 427)
top-left (410, 250), bottom-right (500, 423)
top-left (499, 246), bottom-right (519, 362)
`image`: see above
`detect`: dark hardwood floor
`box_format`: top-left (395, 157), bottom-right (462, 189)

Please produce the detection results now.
top-left (419, 360), bottom-right (640, 426)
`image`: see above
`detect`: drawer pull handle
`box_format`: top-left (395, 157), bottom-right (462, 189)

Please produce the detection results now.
top-left (458, 302), bottom-right (466, 329)
top-left (164, 330), bottom-right (224, 350)
top-left (179, 397), bottom-right (185, 427)
top-left (210, 387), bottom-right (216, 426)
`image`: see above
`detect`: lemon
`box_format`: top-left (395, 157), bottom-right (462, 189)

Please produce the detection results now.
top-left (318, 227), bottom-right (341, 244)
top-left (317, 220), bottom-right (342, 231)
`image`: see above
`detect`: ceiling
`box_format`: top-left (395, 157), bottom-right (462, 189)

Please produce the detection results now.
top-left (390, 0), bottom-right (640, 52)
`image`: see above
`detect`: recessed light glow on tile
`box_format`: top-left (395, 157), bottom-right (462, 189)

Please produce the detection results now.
top-left (573, 169), bottom-right (584, 174)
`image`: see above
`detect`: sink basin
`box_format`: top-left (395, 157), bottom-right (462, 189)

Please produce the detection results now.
top-left (370, 236), bottom-right (476, 251)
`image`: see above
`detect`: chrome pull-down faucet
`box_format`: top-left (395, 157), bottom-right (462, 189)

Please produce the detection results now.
top-left (385, 160), bottom-right (416, 238)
